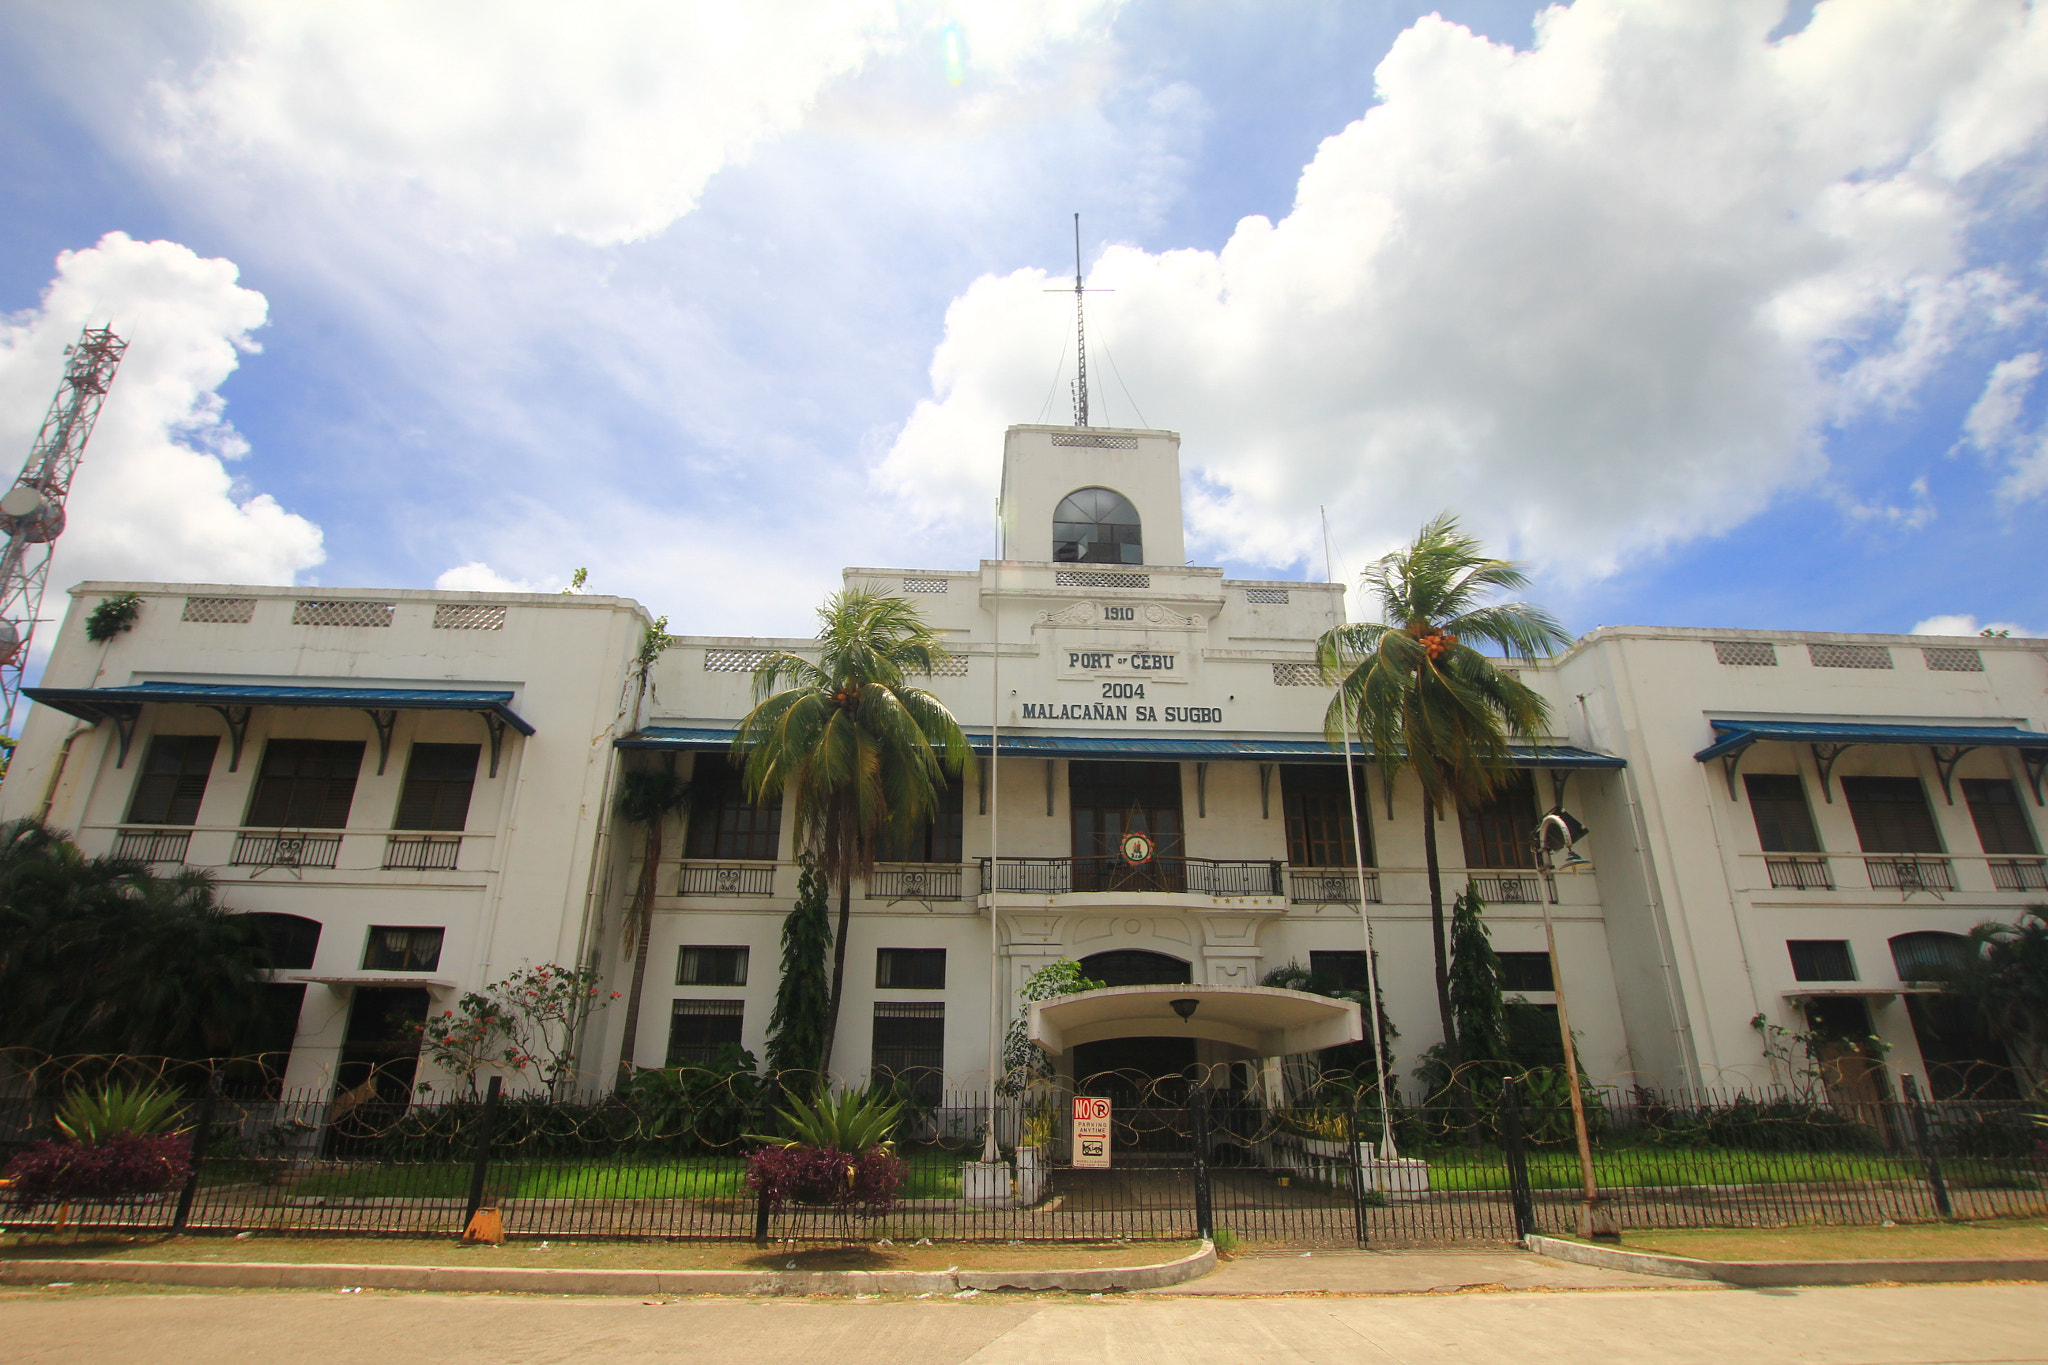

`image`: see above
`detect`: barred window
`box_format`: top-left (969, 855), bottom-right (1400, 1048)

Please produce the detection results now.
top-left (1498, 952), bottom-right (1555, 993)
top-left (1307, 950), bottom-right (1368, 993)
top-left (872, 1002), bottom-right (944, 1103)
top-left (1282, 765), bottom-right (1371, 866)
top-left (1889, 931), bottom-right (1972, 982)
top-left (667, 1000), bottom-right (744, 1066)
top-left (1788, 940), bottom-right (1855, 982)
top-left (876, 948), bottom-right (946, 990)
top-left (1744, 773), bottom-right (1822, 852)
top-left (245, 740), bottom-right (364, 829)
top-left (126, 734), bottom-right (218, 826)
top-left (1713, 640), bottom-right (1777, 666)
top-left (677, 946), bottom-right (749, 987)
top-left (363, 926), bottom-right (444, 972)
top-left (395, 743), bottom-right (479, 831)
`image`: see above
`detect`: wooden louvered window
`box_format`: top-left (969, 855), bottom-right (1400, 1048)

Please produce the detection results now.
top-left (1282, 766), bottom-right (1373, 866)
top-left (1459, 772), bottom-right (1538, 868)
top-left (1744, 773), bottom-right (1823, 851)
top-left (394, 743), bottom-right (480, 831)
top-left (1963, 778), bottom-right (2040, 855)
top-left (245, 740), bottom-right (365, 829)
top-left (126, 735), bottom-right (219, 825)
top-left (1841, 776), bottom-right (1944, 853)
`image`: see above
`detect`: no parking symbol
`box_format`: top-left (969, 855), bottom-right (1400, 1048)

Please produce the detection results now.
top-left (1072, 1096), bottom-right (1111, 1169)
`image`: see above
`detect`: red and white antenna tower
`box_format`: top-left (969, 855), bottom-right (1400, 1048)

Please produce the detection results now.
top-left (0, 323), bottom-right (129, 732)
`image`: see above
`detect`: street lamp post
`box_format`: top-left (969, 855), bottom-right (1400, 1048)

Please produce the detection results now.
top-left (1531, 808), bottom-right (1618, 1242)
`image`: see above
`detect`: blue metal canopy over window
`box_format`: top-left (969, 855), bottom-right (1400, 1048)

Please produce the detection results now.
top-left (619, 725), bottom-right (1625, 769)
top-left (26, 681), bottom-right (534, 776)
top-left (1695, 719), bottom-right (2047, 805)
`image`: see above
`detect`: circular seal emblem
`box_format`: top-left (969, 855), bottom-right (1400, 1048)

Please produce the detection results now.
top-left (1119, 830), bottom-right (1154, 866)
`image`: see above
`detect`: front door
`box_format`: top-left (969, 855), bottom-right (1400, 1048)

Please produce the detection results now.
top-left (1070, 761), bottom-right (1185, 892)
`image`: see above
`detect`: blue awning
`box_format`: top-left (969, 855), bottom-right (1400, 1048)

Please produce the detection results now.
top-left (619, 725), bottom-right (1624, 768)
top-left (25, 681), bottom-right (536, 734)
top-left (1694, 719), bottom-right (2043, 764)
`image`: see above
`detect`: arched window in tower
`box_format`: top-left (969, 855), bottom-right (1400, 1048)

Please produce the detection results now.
top-left (1053, 487), bottom-right (1143, 564)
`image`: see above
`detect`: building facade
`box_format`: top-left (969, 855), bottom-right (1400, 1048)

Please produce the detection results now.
top-left (4, 423), bottom-right (2043, 1103)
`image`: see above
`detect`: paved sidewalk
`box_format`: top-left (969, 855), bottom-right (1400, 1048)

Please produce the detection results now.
top-left (1144, 1248), bottom-right (1683, 1295)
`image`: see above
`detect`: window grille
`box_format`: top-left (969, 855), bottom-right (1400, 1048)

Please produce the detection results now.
top-left (872, 1002), bottom-right (944, 1103)
top-left (703, 648), bottom-right (776, 672)
top-left (1890, 931), bottom-right (1972, 981)
top-left (1467, 874), bottom-right (1543, 904)
top-left (293, 599), bottom-right (394, 628)
top-left (382, 836), bottom-right (460, 870)
top-left (1055, 570), bottom-right (1149, 589)
top-left (1921, 646), bottom-right (1983, 672)
top-left (1288, 869), bottom-right (1379, 903)
top-left (1788, 939), bottom-right (1855, 982)
top-left (182, 596), bottom-right (255, 624)
top-left (1808, 642), bottom-right (1892, 669)
top-left (432, 603), bottom-right (507, 630)
top-left (230, 832), bottom-right (341, 869)
top-left (1498, 952), bottom-right (1555, 993)
top-left (1049, 433), bottom-right (1138, 448)
top-left (920, 656), bottom-right (969, 677)
top-left (667, 1000), bottom-right (743, 1066)
top-left (1271, 662), bottom-right (1324, 686)
top-left (901, 577), bottom-right (949, 594)
top-left (1991, 860), bottom-right (2048, 891)
top-left (1766, 856), bottom-right (1834, 889)
top-left (1244, 588), bottom-right (1290, 604)
top-left (1713, 640), bottom-right (1777, 666)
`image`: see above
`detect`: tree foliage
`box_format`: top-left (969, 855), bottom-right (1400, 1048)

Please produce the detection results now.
top-left (1001, 959), bottom-right (1107, 1095)
top-left (1934, 908), bottom-right (2048, 1080)
top-left (0, 817), bottom-right (271, 1060)
top-left (765, 854), bottom-right (833, 1077)
top-left (735, 587), bottom-right (974, 1066)
top-left (1448, 888), bottom-right (1508, 1072)
top-left (612, 764), bottom-right (692, 1081)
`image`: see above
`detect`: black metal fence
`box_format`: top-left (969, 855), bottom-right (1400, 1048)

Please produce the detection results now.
top-left (3, 1072), bottom-right (2040, 1246)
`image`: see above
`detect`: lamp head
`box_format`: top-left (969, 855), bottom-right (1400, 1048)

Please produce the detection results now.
top-left (1170, 998), bottom-right (1199, 1022)
top-left (1560, 848), bottom-right (1593, 874)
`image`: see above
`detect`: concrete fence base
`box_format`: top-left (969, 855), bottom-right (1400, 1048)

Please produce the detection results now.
top-left (1526, 1234), bottom-right (2048, 1287)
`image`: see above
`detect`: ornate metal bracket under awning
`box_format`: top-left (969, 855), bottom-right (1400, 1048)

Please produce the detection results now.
top-left (1028, 984), bottom-right (1362, 1058)
top-left (1695, 719), bottom-right (2048, 806)
top-left (25, 681), bottom-right (534, 774)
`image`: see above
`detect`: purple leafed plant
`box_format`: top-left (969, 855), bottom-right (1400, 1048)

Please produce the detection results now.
top-left (743, 1144), bottom-right (907, 1214)
top-left (5, 1132), bottom-right (194, 1208)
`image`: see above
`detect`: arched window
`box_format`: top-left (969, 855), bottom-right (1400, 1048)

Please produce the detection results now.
top-left (1053, 487), bottom-right (1142, 565)
top-left (1079, 949), bottom-right (1190, 986)
top-left (1889, 931), bottom-right (1972, 982)
top-left (244, 912), bottom-right (322, 971)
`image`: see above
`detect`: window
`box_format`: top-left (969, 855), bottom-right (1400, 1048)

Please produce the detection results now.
top-left (1890, 931), bottom-right (1972, 982)
top-left (677, 946), bottom-right (749, 986)
top-left (1744, 774), bottom-right (1822, 851)
top-left (245, 912), bottom-right (321, 971)
top-left (1282, 766), bottom-right (1372, 866)
top-left (880, 777), bottom-right (964, 863)
top-left (667, 1000), bottom-right (744, 1066)
top-left (1788, 939), bottom-right (1856, 982)
top-left (1458, 772), bottom-right (1538, 868)
top-left (1308, 950), bottom-right (1369, 992)
top-left (1841, 777), bottom-right (1944, 853)
top-left (877, 948), bottom-right (946, 990)
top-left (682, 755), bottom-right (782, 861)
top-left (245, 739), bottom-right (365, 829)
top-left (126, 735), bottom-right (219, 826)
top-left (1498, 952), bottom-right (1555, 993)
top-left (1052, 487), bottom-right (1143, 565)
top-left (1963, 779), bottom-right (2040, 855)
top-left (363, 926), bottom-right (444, 972)
top-left (871, 1002), bottom-right (944, 1102)
top-left (395, 743), bottom-right (480, 831)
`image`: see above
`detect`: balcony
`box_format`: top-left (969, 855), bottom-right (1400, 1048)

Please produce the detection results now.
top-left (113, 828), bottom-right (192, 865)
top-left (1990, 859), bottom-right (2048, 892)
top-left (1766, 856), bottom-right (1835, 890)
top-left (867, 863), bottom-right (964, 901)
top-left (1466, 873), bottom-right (1546, 905)
top-left (1287, 867), bottom-right (1382, 904)
top-left (231, 831), bottom-right (342, 870)
top-left (978, 856), bottom-right (1285, 897)
top-left (676, 862), bottom-right (777, 896)
top-left (1865, 857), bottom-right (1955, 894)
top-left (384, 835), bottom-right (461, 871)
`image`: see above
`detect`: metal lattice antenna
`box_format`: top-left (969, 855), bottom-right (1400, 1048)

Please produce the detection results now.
top-left (0, 323), bottom-right (129, 733)
top-left (1044, 213), bottom-right (1111, 428)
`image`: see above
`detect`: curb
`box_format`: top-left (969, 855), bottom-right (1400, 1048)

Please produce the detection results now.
top-left (1525, 1234), bottom-right (2048, 1287)
top-left (0, 1240), bottom-right (1214, 1298)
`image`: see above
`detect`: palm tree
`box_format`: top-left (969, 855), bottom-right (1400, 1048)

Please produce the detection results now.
top-left (1317, 514), bottom-right (1569, 1077)
top-left (613, 764), bottom-right (693, 1084)
top-left (735, 588), bottom-right (974, 1071)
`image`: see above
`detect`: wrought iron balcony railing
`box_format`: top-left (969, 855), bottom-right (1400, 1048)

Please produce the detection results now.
top-left (867, 863), bottom-right (964, 901)
top-left (1865, 857), bottom-right (1955, 894)
top-left (1287, 867), bottom-right (1382, 904)
top-left (1766, 856), bottom-right (1835, 890)
top-left (113, 827), bottom-right (192, 865)
top-left (977, 856), bottom-right (1285, 897)
top-left (1989, 858), bottom-right (2048, 892)
top-left (231, 831), bottom-right (342, 870)
top-left (384, 835), bottom-right (461, 870)
top-left (1466, 873), bottom-right (1546, 905)
top-left (676, 862), bottom-right (777, 896)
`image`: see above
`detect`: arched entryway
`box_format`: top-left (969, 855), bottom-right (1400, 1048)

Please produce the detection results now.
top-left (1072, 951), bottom-right (1199, 1096)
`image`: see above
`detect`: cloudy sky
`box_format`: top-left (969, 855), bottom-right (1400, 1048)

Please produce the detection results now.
top-left (2, 0), bottom-right (2045, 657)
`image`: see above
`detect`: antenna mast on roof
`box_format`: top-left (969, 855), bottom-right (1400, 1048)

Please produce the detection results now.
top-left (1045, 213), bottom-right (1110, 427)
top-left (0, 323), bottom-right (129, 735)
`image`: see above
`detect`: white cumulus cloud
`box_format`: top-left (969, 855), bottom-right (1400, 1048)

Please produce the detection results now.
top-left (0, 232), bottom-right (324, 596)
top-left (1955, 351), bottom-right (2048, 500)
top-left (877, 0), bottom-right (2048, 578)
top-left (1910, 613), bottom-right (2035, 639)
top-left (433, 562), bottom-right (548, 594)
top-left (155, 0), bottom-right (1121, 245)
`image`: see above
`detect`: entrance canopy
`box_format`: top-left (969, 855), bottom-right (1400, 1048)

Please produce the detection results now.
top-left (1029, 984), bottom-right (1361, 1058)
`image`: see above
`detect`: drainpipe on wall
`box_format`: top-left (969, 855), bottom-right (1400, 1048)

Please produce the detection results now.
top-left (35, 723), bottom-right (92, 825)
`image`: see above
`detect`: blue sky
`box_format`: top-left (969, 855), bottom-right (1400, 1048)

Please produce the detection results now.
top-left (1, 0), bottom-right (2044, 650)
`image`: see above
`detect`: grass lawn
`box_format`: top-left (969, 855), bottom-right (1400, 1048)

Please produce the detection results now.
top-left (1413, 1147), bottom-right (1988, 1190)
top-left (1583, 1218), bottom-right (2048, 1263)
top-left (0, 1231), bottom-right (1195, 1273)
top-left (277, 1147), bottom-right (971, 1202)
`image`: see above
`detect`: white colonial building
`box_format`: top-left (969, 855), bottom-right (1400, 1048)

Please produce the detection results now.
top-left (4, 422), bottom-right (2042, 1104)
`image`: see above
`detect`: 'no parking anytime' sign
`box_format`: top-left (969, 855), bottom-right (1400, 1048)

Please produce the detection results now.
top-left (1072, 1096), bottom-right (1111, 1168)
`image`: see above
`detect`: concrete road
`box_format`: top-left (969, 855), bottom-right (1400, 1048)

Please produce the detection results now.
top-left (5, 1282), bottom-right (2045, 1364)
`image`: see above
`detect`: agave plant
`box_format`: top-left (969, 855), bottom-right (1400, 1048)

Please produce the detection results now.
top-left (752, 1087), bottom-right (903, 1153)
top-left (54, 1082), bottom-right (186, 1143)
